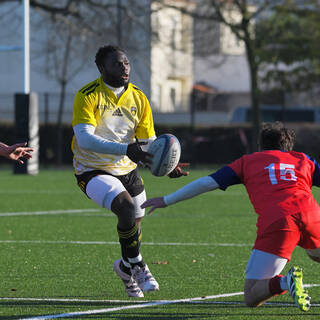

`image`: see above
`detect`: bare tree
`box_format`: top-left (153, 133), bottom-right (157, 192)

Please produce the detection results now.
top-left (154, 0), bottom-right (286, 150)
top-left (1, 0), bottom-right (154, 164)
top-left (43, 18), bottom-right (89, 165)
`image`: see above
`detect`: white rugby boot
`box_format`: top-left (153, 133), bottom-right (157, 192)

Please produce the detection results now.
top-left (113, 259), bottom-right (144, 298)
top-left (131, 263), bottom-right (159, 292)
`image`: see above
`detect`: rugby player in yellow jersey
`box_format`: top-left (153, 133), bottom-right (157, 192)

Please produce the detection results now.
top-left (72, 45), bottom-right (188, 298)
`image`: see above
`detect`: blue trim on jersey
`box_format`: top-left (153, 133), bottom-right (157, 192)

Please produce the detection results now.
top-left (209, 166), bottom-right (241, 191)
top-left (305, 154), bottom-right (320, 187)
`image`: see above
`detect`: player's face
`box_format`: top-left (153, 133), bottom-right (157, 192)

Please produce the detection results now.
top-left (100, 50), bottom-right (131, 88)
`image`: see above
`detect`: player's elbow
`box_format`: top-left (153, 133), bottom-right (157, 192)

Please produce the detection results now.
top-left (76, 138), bottom-right (91, 151)
top-left (197, 176), bottom-right (220, 192)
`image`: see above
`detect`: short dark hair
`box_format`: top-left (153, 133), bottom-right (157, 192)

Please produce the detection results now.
top-left (259, 122), bottom-right (296, 151)
top-left (95, 45), bottom-right (124, 68)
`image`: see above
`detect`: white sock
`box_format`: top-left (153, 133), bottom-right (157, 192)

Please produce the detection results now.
top-left (280, 276), bottom-right (288, 290)
top-left (128, 254), bottom-right (143, 264)
top-left (122, 259), bottom-right (131, 269)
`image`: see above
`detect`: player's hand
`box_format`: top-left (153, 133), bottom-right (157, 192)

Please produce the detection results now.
top-left (141, 197), bottom-right (167, 215)
top-left (126, 140), bottom-right (153, 165)
top-left (168, 162), bottom-right (190, 178)
top-left (7, 142), bottom-right (34, 164)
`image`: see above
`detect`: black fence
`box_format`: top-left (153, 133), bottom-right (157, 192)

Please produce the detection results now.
top-left (1, 122), bottom-right (320, 167)
top-left (0, 92), bottom-right (75, 125)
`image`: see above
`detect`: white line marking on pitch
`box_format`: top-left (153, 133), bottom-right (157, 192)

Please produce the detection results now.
top-left (304, 284), bottom-right (320, 288)
top-left (1, 284), bottom-right (318, 304)
top-left (0, 209), bottom-right (104, 217)
top-left (0, 239), bottom-right (252, 247)
top-left (0, 297), bottom-right (148, 303)
top-left (17, 292), bottom-right (244, 320)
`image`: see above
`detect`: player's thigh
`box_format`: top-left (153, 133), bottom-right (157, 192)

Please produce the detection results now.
top-left (86, 174), bottom-right (126, 210)
top-left (132, 190), bottom-right (146, 220)
top-left (254, 216), bottom-right (301, 260)
top-left (246, 249), bottom-right (288, 280)
top-left (86, 174), bottom-right (146, 220)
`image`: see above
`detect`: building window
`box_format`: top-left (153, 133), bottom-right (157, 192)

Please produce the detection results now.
top-left (170, 87), bottom-right (176, 109)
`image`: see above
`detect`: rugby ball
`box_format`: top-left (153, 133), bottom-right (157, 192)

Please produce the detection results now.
top-left (148, 134), bottom-right (181, 177)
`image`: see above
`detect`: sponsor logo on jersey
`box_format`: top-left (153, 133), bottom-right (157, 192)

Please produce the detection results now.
top-left (112, 108), bottom-right (123, 117)
top-left (131, 106), bottom-right (137, 116)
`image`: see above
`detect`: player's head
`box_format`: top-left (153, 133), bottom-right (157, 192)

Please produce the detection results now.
top-left (95, 45), bottom-right (130, 87)
top-left (259, 122), bottom-right (296, 151)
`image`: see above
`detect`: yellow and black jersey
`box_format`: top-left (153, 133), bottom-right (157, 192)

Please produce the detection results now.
top-left (72, 76), bottom-right (155, 175)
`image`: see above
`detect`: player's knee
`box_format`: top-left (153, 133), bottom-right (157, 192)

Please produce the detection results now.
top-left (244, 284), bottom-right (257, 307)
top-left (244, 279), bottom-right (266, 308)
top-left (119, 201), bottom-right (136, 228)
top-left (244, 291), bottom-right (259, 308)
top-left (111, 192), bottom-right (136, 229)
top-left (306, 248), bottom-right (320, 263)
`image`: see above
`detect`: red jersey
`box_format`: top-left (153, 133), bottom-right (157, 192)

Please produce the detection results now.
top-left (211, 150), bottom-right (320, 232)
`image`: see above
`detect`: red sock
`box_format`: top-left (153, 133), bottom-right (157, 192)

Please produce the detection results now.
top-left (269, 275), bottom-right (286, 296)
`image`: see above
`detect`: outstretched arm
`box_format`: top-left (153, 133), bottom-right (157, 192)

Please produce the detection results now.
top-left (141, 176), bottom-right (220, 215)
top-left (0, 142), bottom-right (34, 164)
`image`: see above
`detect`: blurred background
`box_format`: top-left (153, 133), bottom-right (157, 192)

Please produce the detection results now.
top-left (1, 0), bottom-right (320, 170)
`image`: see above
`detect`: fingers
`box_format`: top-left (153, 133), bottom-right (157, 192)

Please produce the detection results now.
top-left (147, 207), bottom-right (156, 215)
top-left (23, 153), bottom-right (33, 159)
top-left (178, 162), bottom-right (190, 167)
top-left (11, 143), bottom-right (34, 154)
top-left (179, 168), bottom-right (189, 176)
top-left (140, 199), bottom-right (151, 209)
top-left (177, 163), bottom-right (190, 176)
top-left (127, 142), bottom-right (152, 165)
top-left (168, 165), bottom-right (189, 178)
top-left (141, 197), bottom-right (167, 215)
top-left (12, 142), bottom-right (27, 148)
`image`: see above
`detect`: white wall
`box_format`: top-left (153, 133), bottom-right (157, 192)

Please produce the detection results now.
top-left (150, 1), bottom-right (193, 112)
top-left (194, 54), bottom-right (250, 92)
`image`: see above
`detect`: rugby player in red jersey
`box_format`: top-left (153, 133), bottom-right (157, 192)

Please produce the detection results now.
top-left (142, 122), bottom-right (320, 312)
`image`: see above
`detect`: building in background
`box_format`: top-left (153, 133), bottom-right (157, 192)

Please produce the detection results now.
top-left (193, 5), bottom-right (251, 113)
top-left (150, 0), bottom-right (194, 112)
top-left (0, 0), bottom-right (194, 123)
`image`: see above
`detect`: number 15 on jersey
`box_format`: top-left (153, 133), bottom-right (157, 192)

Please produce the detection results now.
top-left (265, 163), bottom-right (297, 185)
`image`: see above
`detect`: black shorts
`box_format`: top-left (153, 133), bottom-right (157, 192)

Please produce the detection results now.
top-left (75, 168), bottom-right (144, 198)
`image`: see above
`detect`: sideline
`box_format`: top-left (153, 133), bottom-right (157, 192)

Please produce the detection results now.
top-left (2, 283), bottom-right (319, 305)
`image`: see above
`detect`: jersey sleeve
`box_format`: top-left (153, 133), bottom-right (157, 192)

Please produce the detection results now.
top-left (72, 90), bottom-right (97, 127)
top-left (135, 96), bottom-right (156, 140)
top-left (209, 161), bottom-right (242, 190)
top-left (305, 154), bottom-right (320, 187)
